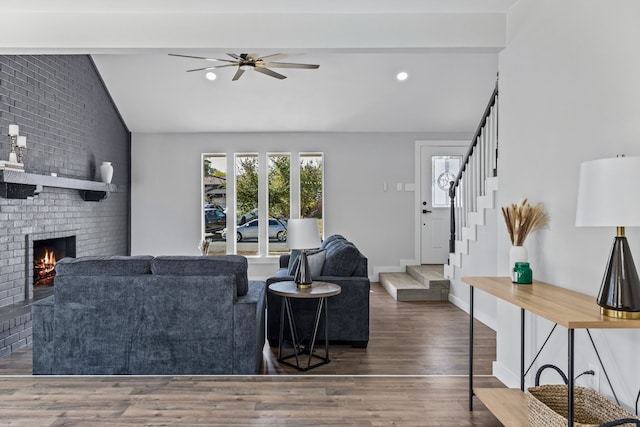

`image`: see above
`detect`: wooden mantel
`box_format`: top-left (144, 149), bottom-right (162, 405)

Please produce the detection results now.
top-left (0, 169), bottom-right (125, 200)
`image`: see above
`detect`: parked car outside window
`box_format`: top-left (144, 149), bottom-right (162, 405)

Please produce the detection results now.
top-left (222, 218), bottom-right (287, 242)
top-left (204, 208), bottom-right (226, 234)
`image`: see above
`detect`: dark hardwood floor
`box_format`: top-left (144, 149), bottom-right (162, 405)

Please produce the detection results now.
top-left (0, 283), bottom-right (502, 426)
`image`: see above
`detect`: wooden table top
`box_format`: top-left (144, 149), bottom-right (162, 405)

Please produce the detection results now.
top-left (268, 281), bottom-right (341, 299)
top-left (462, 276), bottom-right (640, 329)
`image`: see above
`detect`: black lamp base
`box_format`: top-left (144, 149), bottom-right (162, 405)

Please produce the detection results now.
top-left (294, 250), bottom-right (313, 289)
top-left (597, 236), bottom-right (640, 319)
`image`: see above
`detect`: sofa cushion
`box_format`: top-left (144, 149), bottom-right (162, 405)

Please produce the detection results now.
top-left (321, 240), bottom-right (361, 277)
top-left (55, 256), bottom-right (153, 276)
top-left (151, 255), bottom-right (249, 296)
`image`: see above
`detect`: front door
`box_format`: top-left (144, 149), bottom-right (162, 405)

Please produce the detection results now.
top-left (420, 145), bottom-right (465, 264)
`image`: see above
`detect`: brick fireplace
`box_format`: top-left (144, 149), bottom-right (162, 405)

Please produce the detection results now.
top-left (28, 232), bottom-right (77, 298)
top-left (0, 54), bottom-right (131, 358)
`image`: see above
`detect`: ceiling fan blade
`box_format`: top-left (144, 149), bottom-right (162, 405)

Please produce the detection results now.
top-left (169, 54), bottom-right (236, 64)
top-left (254, 67), bottom-right (287, 80)
top-left (169, 53), bottom-right (212, 60)
top-left (258, 53), bottom-right (288, 62)
top-left (227, 53), bottom-right (243, 60)
top-left (232, 68), bottom-right (246, 81)
top-left (186, 64), bottom-right (236, 72)
top-left (263, 62), bottom-right (319, 69)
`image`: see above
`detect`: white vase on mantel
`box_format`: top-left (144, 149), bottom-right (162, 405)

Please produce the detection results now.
top-left (100, 161), bottom-right (113, 184)
top-left (509, 245), bottom-right (528, 273)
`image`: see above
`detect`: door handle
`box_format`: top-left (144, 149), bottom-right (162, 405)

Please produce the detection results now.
top-left (422, 209), bottom-right (432, 214)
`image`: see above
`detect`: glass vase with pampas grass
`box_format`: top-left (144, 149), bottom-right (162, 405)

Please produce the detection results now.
top-left (502, 199), bottom-right (550, 271)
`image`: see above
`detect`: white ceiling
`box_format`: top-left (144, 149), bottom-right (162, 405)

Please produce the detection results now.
top-left (1, 0), bottom-right (518, 134)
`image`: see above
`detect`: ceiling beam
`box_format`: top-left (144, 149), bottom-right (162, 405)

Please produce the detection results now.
top-left (0, 12), bottom-right (506, 53)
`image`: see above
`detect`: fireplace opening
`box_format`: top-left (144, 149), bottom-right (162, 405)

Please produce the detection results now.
top-left (33, 236), bottom-right (76, 288)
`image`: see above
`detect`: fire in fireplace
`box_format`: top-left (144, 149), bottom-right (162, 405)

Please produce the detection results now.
top-left (33, 237), bottom-right (76, 288)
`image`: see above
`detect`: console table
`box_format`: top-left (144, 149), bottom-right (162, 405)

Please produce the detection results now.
top-left (463, 276), bottom-right (640, 427)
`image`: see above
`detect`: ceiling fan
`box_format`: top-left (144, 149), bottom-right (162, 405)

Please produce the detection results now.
top-left (169, 53), bottom-right (320, 81)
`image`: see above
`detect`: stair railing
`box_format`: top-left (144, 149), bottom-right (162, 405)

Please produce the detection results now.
top-left (448, 82), bottom-right (499, 254)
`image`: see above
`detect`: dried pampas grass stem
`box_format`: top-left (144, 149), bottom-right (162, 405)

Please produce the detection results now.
top-left (501, 199), bottom-right (550, 246)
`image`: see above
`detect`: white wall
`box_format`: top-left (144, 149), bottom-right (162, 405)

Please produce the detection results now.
top-left (450, 207), bottom-right (499, 331)
top-left (495, 0), bottom-right (640, 408)
top-left (131, 132), bottom-right (468, 279)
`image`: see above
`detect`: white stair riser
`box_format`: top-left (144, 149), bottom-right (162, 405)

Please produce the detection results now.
top-left (462, 226), bottom-right (477, 242)
top-left (447, 177), bottom-right (498, 275)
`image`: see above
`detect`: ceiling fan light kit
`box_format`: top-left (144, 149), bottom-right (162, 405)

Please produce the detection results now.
top-left (169, 53), bottom-right (319, 81)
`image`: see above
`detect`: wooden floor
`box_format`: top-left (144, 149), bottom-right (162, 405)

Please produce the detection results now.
top-left (0, 283), bottom-right (503, 426)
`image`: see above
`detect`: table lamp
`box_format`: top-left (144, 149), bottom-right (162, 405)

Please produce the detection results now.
top-left (576, 155), bottom-right (640, 319)
top-left (287, 218), bottom-right (321, 288)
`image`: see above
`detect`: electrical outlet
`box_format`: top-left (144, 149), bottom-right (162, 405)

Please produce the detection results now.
top-left (588, 364), bottom-right (600, 392)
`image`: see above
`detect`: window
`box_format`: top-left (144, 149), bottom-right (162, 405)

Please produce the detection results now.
top-left (300, 153), bottom-right (324, 237)
top-left (202, 154), bottom-right (227, 255)
top-left (431, 155), bottom-right (461, 208)
top-left (268, 154), bottom-right (290, 256)
top-left (235, 154), bottom-right (259, 256)
top-left (202, 151), bottom-right (323, 257)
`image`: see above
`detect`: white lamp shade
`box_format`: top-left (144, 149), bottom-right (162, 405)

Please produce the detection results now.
top-left (287, 218), bottom-right (321, 250)
top-left (576, 156), bottom-right (640, 227)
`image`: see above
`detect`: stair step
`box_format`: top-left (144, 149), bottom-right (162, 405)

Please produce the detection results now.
top-left (406, 264), bottom-right (449, 287)
top-left (380, 268), bottom-right (449, 302)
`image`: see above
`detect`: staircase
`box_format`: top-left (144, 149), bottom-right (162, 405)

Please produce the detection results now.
top-left (444, 81), bottom-right (499, 280)
top-left (380, 265), bottom-right (450, 302)
top-left (380, 82), bottom-right (499, 298)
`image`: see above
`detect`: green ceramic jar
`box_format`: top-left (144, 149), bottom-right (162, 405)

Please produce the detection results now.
top-left (512, 262), bottom-right (532, 284)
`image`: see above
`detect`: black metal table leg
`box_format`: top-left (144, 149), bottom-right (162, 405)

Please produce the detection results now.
top-left (521, 308), bottom-right (525, 391)
top-left (469, 285), bottom-right (475, 411)
top-left (277, 295), bottom-right (332, 371)
top-left (568, 329), bottom-right (575, 426)
top-left (306, 297), bottom-right (326, 369)
top-left (278, 296), bottom-right (286, 361)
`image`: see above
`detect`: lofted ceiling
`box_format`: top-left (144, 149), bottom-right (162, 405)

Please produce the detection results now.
top-left (1, 0), bottom-right (518, 134)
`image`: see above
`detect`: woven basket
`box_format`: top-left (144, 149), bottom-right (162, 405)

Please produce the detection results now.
top-left (527, 384), bottom-right (639, 427)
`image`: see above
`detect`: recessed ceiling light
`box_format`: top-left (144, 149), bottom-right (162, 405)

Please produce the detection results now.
top-left (205, 72), bottom-right (217, 81)
top-left (396, 71), bottom-right (408, 81)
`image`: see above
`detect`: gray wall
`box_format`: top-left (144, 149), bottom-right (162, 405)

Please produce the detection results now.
top-left (130, 132), bottom-right (468, 279)
top-left (0, 55), bottom-right (130, 308)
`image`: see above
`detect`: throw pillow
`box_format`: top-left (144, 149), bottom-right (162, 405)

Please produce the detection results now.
top-left (307, 249), bottom-right (326, 277)
top-left (288, 249), bottom-right (326, 278)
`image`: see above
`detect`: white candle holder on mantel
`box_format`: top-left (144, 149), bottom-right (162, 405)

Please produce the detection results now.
top-left (0, 124), bottom-right (25, 172)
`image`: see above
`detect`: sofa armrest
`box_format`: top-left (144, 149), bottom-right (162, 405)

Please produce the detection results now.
top-left (32, 295), bottom-right (55, 375)
top-left (279, 254), bottom-right (291, 269)
top-left (233, 280), bottom-right (266, 374)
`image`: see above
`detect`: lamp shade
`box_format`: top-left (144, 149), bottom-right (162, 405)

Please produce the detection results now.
top-left (287, 218), bottom-right (321, 250)
top-left (576, 156), bottom-right (640, 227)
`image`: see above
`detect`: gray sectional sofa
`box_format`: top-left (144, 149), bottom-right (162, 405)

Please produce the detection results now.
top-left (266, 235), bottom-right (370, 348)
top-left (32, 255), bottom-right (266, 375)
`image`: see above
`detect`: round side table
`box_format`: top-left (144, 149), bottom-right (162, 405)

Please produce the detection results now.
top-left (268, 281), bottom-right (341, 371)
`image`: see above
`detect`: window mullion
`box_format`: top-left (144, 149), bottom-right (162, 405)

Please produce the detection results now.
top-left (258, 152), bottom-right (268, 257)
top-left (291, 152), bottom-right (300, 218)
